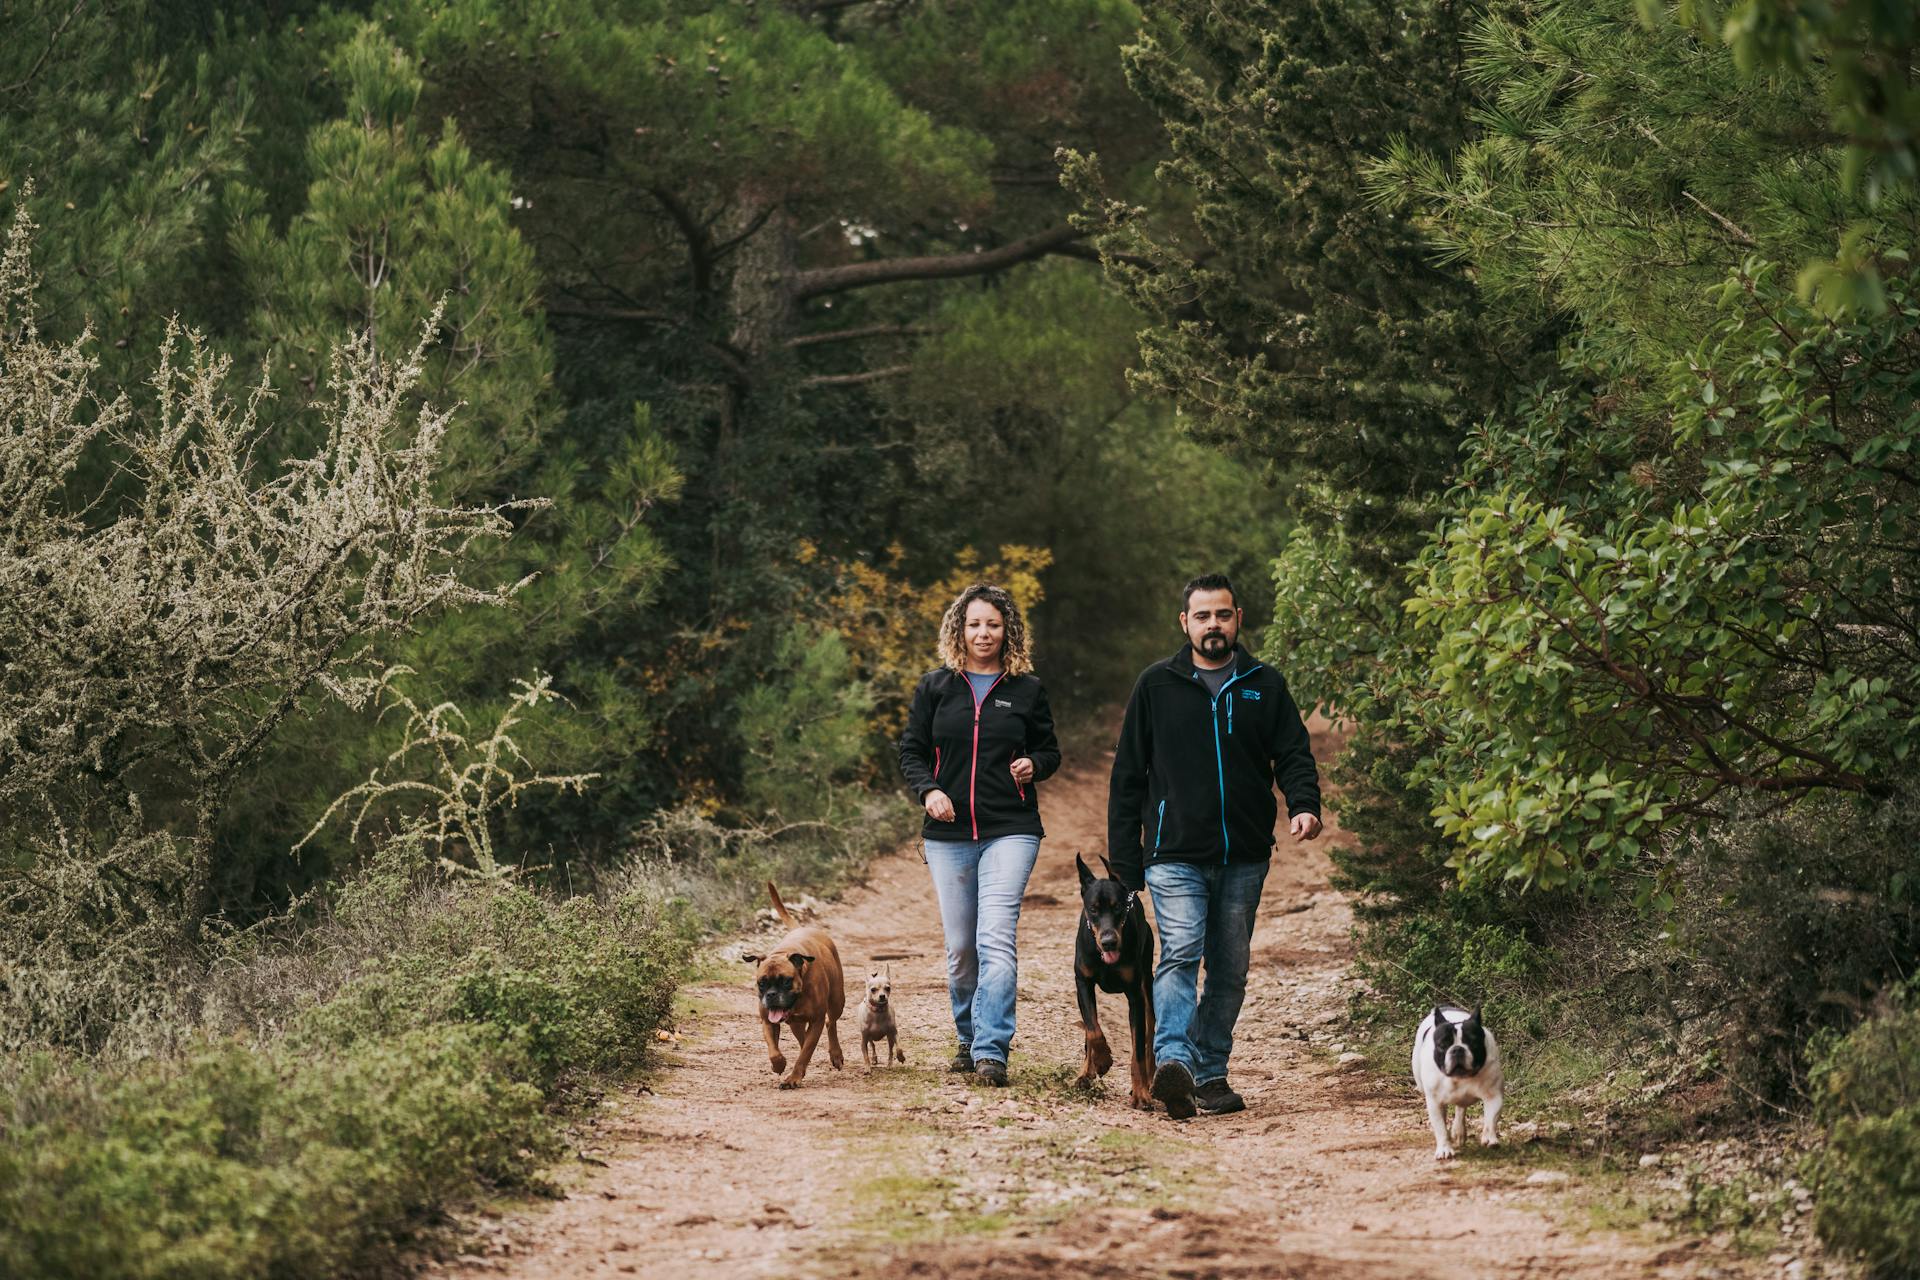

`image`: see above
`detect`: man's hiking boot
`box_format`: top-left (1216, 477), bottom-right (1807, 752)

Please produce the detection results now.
top-left (949, 1045), bottom-right (975, 1073)
top-left (1151, 1060), bottom-right (1197, 1119)
top-left (1194, 1078), bottom-right (1245, 1115)
top-left (974, 1058), bottom-right (1009, 1087)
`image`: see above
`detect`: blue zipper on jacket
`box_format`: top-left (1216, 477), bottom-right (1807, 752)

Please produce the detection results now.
top-left (1200, 664), bottom-right (1262, 864)
top-left (1154, 799), bottom-right (1166, 852)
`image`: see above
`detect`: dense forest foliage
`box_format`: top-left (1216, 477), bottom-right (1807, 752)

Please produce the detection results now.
top-left (1074, 0), bottom-right (1920, 1270)
top-left (4, 0), bottom-right (1919, 1274)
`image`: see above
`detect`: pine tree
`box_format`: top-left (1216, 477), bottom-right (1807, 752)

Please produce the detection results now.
top-left (395, 0), bottom-right (1162, 587)
top-left (1064, 0), bottom-right (1542, 575)
top-left (230, 25), bottom-right (553, 492)
top-left (1357, 0), bottom-right (1920, 894)
top-left (1660, 0), bottom-right (1920, 311)
top-left (216, 24), bottom-right (681, 884)
top-left (0, 0), bottom-right (252, 389)
top-left (380, 0), bottom-right (1190, 811)
top-left (1371, 0), bottom-right (1908, 358)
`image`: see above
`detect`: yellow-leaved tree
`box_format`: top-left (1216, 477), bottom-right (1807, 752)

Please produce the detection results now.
top-left (811, 543), bottom-right (1052, 739)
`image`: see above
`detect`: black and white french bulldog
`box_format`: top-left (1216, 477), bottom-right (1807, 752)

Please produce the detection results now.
top-left (1411, 1005), bottom-right (1503, 1160)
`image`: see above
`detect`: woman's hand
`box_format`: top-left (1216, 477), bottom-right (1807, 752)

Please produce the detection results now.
top-left (1009, 757), bottom-right (1035, 785)
top-left (924, 789), bottom-right (956, 822)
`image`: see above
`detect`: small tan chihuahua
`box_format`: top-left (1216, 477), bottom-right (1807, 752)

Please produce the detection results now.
top-left (859, 967), bottom-right (906, 1067)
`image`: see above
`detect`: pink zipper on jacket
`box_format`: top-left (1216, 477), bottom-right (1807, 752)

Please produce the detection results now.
top-left (967, 672), bottom-right (1006, 840)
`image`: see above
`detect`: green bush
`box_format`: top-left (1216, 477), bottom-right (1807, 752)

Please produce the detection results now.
top-left (731, 622), bottom-right (875, 824)
top-left (1341, 779), bottom-right (1920, 1118)
top-left (623, 792), bottom-right (919, 928)
top-left (1354, 908), bottom-right (1557, 1039)
top-left (293, 883), bottom-right (688, 1085)
top-left (0, 869), bottom-right (690, 1278)
top-left (1667, 792), bottom-right (1920, 1102)
top-left (1808, 993), bottom-right (1920, 1277)
top-left (0, 1026), bottom-right (548, 1279)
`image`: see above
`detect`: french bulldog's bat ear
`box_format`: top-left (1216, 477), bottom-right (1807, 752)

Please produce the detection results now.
top-left (789, 952), bottom-right (814, 968)
top-left (1076, 854), bottom-right (1094, 886)
top-left (1467, 1006), bottom-right (1483, 1029)
top-left (1431, 1005), bottom-right (1448, 1030)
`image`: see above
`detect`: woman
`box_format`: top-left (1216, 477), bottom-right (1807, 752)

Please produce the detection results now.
top-left (898, 582), bottom-right (1060, 1086)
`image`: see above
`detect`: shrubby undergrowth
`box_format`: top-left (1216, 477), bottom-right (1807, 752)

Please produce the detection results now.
top-left (1343, 788), bottom-right (1920, 1099)
top-left (0, 674), bottom-right (912, 1279)
top-left (0, 767), bottom-right (908, 1280)
top-left (0, 855), bottom-right (692, 1280)
top-left (1809, 986), bottom-right (1920, 1277)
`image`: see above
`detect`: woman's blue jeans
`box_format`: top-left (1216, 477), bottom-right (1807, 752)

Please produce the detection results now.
top-left (924, 834), bottom-right (1040, 1065)
top-left (1145, 859), bottom-right (1269, 1085)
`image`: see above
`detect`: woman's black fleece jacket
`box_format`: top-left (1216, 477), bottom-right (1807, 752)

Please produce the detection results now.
top-left (898, 668), bottom-right (1061, 841)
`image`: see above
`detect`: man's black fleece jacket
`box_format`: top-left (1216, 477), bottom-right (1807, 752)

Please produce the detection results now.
top-left (1106, 644), bottom-right (1321, 891)
top-left (898, 668), bottom-right (1061, 841)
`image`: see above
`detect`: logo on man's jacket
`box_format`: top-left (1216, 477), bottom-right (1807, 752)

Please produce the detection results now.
top-left (993, 698), bottom-right (1012, 708)
top-left (1240, 689), bottom-right (1261, 700)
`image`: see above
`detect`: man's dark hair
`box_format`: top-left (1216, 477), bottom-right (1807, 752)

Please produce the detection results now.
top-left (1181, 573), bottom-right (1238, 612)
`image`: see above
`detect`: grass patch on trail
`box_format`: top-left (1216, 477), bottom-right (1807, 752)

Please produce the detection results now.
top-left (1095, 1127), bottom-right (1172, 1155)
top-left (856, 1167), bottom-right (1016, 1241)
top-left (843, 1062), bottom-right (1200, 1250)
top-left (1008, 1059), bottom-right (1100, 1103)
top-left (843, 1116), bottom-right (991, 1244)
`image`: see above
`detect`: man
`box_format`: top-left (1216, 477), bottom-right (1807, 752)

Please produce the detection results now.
top-left (1108, 573), bottom-right (1323, 1119)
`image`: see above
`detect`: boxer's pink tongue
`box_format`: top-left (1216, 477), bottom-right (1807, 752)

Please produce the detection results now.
top-left (767, 1009), bottom-right (786, 1023)
top-left (1101, 949), bottom-right (1121, 963)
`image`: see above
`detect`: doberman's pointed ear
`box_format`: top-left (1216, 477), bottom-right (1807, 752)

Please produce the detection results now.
top-left (1099, 855), bottom-right (1118, 881)
top-left (789, 952), bottom-right (814, 968)
top-left (1076, 854), bottom-right (1094, 886)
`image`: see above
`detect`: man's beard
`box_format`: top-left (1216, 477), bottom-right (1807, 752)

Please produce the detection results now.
top-left (1197, 631), bottom-right (1231, 658)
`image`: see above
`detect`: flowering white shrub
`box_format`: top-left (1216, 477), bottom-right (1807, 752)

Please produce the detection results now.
top-left (0, 203), bottom-right (535, 1047)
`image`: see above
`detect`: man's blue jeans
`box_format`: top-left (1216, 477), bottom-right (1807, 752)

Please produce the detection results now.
top-left (924, 834), bottom-right (1040, 1065)
top-left (1145, 859), bottom-right (1269, 1085)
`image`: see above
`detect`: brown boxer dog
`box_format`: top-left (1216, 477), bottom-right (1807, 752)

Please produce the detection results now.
top-left (743, 881), bottom-right (845, 1088)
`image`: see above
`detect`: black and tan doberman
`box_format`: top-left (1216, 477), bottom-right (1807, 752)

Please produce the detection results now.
top-left (1074, 854), bottom-right (1156, 1109)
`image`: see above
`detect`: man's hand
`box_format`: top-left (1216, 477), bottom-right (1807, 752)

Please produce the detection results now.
top-left (1009, 757), bottom-right (1035, 785)
top-left (924, 789), bottom-right (956, 822)
top-left (1290, 812), bottom-right (1323, 842)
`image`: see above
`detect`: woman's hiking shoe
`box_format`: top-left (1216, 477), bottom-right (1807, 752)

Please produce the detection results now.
top-left (1194, 1078), bottom-right (1245, 1115)
top-left (1151, 1060), bottom-right (1197, 1119)
top-left (949, 1045), bottom-right (975, 1073)
top-left (974, 1059), bottom-right (1009, 1086)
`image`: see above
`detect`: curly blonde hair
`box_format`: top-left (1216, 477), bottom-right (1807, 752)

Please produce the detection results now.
top-left (937, 582), bottom-right (1033, 677)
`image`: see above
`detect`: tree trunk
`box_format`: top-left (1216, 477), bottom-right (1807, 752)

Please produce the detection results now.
top-left (706, 204), bottom-right (801, 612)
top-left (726, 204), bottom-right (799, 360)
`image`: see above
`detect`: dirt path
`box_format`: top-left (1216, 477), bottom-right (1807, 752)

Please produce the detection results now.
top-left (435, 727), bottom-right (1755, 1279)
